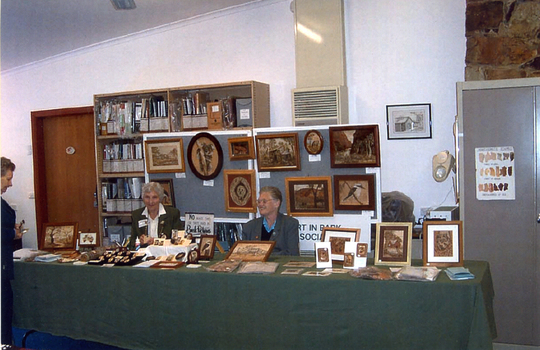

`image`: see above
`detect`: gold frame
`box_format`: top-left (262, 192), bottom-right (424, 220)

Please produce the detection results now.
top-left (223, 169), bottom-right (257, 213)
top-left (228, 136), bottom-right (255, 161)
top-left (144, 138), bottom-right (185, 173)
top-left (374, 223), bottom-right (413, 266)
top-left (285, 176), bottom-right (333, 217)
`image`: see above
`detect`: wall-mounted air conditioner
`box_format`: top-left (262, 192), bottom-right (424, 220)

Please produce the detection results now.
top-left (292, 86), bottom-right (348, 126)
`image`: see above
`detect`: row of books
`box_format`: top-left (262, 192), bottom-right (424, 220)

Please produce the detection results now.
top-left (103, 141), bottom-right (143, 160)
top-left (98, 97), bottom-right (169, 135)
top-left (102, 178), bottom-right (143, 201)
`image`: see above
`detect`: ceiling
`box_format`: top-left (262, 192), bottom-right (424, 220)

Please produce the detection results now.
top-left (1, 0), bottom-right (259, 72)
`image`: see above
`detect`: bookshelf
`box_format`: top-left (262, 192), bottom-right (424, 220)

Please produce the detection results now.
top-left (93, 81), bottom-right (270, 244)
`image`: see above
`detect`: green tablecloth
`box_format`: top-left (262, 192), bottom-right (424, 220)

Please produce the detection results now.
top-left (12, 256), bottom-right (496, 350)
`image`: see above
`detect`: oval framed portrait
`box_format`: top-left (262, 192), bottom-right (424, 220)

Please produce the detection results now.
top-left (304, 129), bottom-right (324, 155)
top-left (187, 132), bottom-right (223, 180)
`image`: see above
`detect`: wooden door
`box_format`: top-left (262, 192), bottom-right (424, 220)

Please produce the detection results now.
top-left (32, 107), bottom-right (98, 248)
top-left (459, 83), bottom-right (540, 345)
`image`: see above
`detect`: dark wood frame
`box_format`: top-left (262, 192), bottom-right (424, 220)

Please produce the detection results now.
top-left (228, 136), bottom-right (255, 161)
top-left (223, 169), bottom-right (257, 213)
top-left (198, 235), bottom-right (217, 260)
top-left (225, 241), bottom-right (276, 262)
top-left (187, 132), bottom-right (223, 180)
top-left (374, 223), bottom-right (413, 266)
top-left (329, 125), bottom-right (381, 168)
top-left (333, 174), bottom-right (376, 211)
top-left (304, 129), bottom-right (324, 155)
top-left (144, 138), bottom-right (185, 173)
top-left (40, 222), bottom-right (79, 251)
top-left (321, 227), bottom-right (361, 262)
top-left (422, 221), bottom-right (464, 267)
top-left (153, 179), bottom-right (176, 207)
top-left (386, 103), bottom-right (432, 140)
top-left (285, 176), bottom-right (333, 217)
top-left (255, 132), bottom-right (301, 171)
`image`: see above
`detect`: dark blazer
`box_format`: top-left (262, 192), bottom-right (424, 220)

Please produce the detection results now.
top-left (242, 212), bottom-right (299, 256)
top-left (2, 198), bottom-right (16, 280)
top-left (129, 205), bottom-right (182, 249)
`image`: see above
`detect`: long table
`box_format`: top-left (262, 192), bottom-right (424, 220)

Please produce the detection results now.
top-left (12, 256), bottom-right (496, 350)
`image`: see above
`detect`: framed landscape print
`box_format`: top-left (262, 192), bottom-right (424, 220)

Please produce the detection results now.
top-left (144, 138), bottom-right (185, 173)
top-left (329, 125), bottom-right (380, 168)
top-left (255, 132), bottom-right (301, 171)
top-left (187, 132), bottom-right (223, 180)
top-left (321, 227), bottom-right (361, 262)
top-left (374, 223), bottom-right (413, 266)
top-left (223, 169), bottom-right (257, 213)
top-left (423, 221), bottom-right (463, 267)
top-left (333, 174), bottom-right (375, 211)
top-left (285, 176), bottom-right (333, 217)
top-left (225, 241), bottom-right (276, 262)
top-left (41, 222), bottom-right (78, 251)
top-left (228, 136), bottom-right (255, 161)
top-left (304, 129), bottom-right (324, 155)
top-left (154, 179), bottom-right (176, 206)
top-left (386, 103), bottom-right (432, 140)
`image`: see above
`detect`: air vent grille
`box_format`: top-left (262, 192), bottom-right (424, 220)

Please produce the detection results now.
top-left (292, 86), bottom-right (348, 126)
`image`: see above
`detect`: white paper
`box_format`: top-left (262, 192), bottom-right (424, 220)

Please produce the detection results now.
top-left (475, 146), bottom-right (515, 200)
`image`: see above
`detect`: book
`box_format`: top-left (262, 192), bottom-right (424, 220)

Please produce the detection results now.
top-left (445, 267), bottom-right (475, 280)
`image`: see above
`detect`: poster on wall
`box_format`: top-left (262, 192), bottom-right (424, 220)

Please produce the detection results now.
top-left (475, 146), bottom-right (515, 200)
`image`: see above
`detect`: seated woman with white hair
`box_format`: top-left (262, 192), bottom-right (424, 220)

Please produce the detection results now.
top-left (128, 182), bottom-right (182, 249)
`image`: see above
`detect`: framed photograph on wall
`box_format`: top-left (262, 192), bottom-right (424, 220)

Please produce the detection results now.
top-left (227, 136), bottom-right (255, 161)
top-left (423, 221), bottom-right (463, 267)
top-left (321, 227), bottom-right (361, 262)
top-left (329, 125), bottom-right (380, 168)
top-left (386, 103), bottom-right (432, 140)
top-left (144, 138), bottom-right (185, 173)
top-left (285, 176), bottom-right (333, 217)
top-left (333, 174), bottom-right (375, 211)
top-left (304, 129), bottom-right (324, 155)
top-left (40, 222), bottom-right (79, 251)
top-left (187, 132), bottom-right (223, 180)
top-left (255, 132), bottom-right (301, 171)
top-left (153, 179), bottom-right (176, 206)
top-left (223, 169), bottom-right (257, 213)
top-left (374, 223), bottom-right (413, 266)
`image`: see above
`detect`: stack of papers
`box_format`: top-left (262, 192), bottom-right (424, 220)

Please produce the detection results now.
top-left (34, 254), bottom-right (61, 262)
top-left (445, 267), bottom-right (475, 280)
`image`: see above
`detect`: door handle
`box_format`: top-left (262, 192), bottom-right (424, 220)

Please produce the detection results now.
top-left (537, 213), bottom-right (540, 223)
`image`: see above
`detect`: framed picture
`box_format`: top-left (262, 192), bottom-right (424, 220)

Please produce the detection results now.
top-left (199, 235), bottom-right (217, 260)
top-left (187, 132), bottom-right (223, 180)
top-left (374, 223), bottom-right (413, 266)
top-left (151, 261), bottom-right (185, 269)
top-left (423, 221), bottom-right (463, 267)
top-left (329, 125), bottom-right (380, 168)
top-left (144, 138), bottom-right (185, 173)
top-left (386, 103), bottom-right (432, 140)
top-left (321, 227), bottom-right (361, 262)
top-left (304, 129), bottom-right (324, 155)
top-left (255, 132), bottom-right (301, 171)
top-left (153, 179), bottom-right (176, 206)
top-left (223, 169), bottom-right (257, 213)
top-left (285, 176), bottom-right (333, 217)
top-left (41, 222), bottom-right (78, 251)
top-left (315, 241), bottom-right (333, 268)
top-left (333, 174), bottom-right (375, 211)
top-left (228, 136), bottom-right (255, 161)
top-left (225, 241), bottom-right (276, 262)
top-left (78, 232), bottom-right (98, 247)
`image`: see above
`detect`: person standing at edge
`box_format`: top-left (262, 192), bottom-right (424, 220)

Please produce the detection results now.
top-left (242, 186), bottom-right (299, 255)
top-left (1, 157), bottom-right (25, 345)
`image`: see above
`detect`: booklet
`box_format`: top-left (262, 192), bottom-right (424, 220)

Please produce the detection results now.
top-left (445, 267), bottom-right (475, 280)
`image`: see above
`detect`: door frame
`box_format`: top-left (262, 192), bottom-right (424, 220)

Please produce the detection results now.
top-left (31, 106), bottom-right (94, 247)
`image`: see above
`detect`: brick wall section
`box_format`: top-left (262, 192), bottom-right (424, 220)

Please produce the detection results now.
top-left (465, 0), bottom-right (540, 80)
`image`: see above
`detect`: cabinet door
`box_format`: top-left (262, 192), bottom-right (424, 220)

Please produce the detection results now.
top-left (460, 86), bottom-right (539, 345)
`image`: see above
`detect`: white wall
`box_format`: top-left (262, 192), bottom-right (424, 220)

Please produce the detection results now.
top-left (0, 0), bottom-right (465, 249)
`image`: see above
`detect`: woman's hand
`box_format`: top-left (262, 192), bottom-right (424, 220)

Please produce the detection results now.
top-left (139, 234), bottom-right (154, 246)
top-left (14, 223), bottom-right (24, 239)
